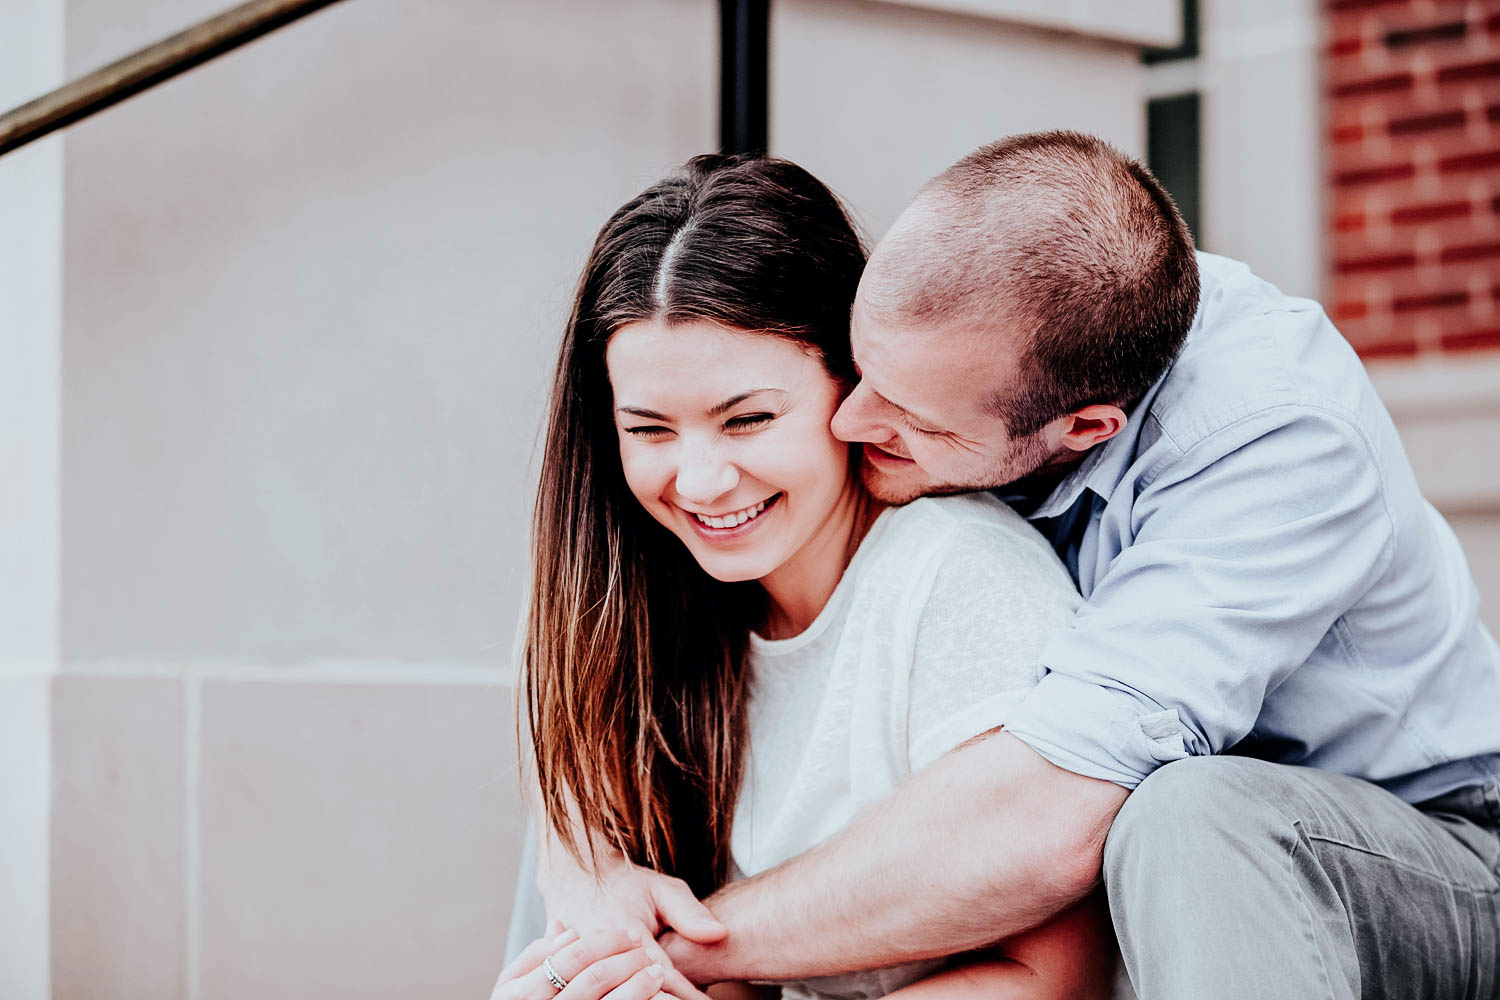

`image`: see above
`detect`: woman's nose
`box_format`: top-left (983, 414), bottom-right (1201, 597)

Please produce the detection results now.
top-left (674, 446), bottom-right (740, 505)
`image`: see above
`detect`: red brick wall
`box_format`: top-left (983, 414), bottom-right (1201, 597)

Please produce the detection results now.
top-left (1326, 0), bottom-right (1500, 360)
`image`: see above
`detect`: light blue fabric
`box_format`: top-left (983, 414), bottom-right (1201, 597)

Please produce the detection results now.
top-left (1002, 252), bottom-right (1500, 804)
top-left (505, 816), bottom-right (548, 963)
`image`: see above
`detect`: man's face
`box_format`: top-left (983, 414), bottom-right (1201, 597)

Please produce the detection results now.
top-left (830, 293), bottom-right (1057, 505)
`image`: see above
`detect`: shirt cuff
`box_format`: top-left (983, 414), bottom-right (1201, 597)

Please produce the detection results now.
top-left (1002, 671), bottom-right (1191, 789)
top-left (908, 689), bottom-right (1028, 772)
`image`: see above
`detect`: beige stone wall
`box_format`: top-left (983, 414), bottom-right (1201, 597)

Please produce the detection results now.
top-left (771, 0), bottom-right (1151, 239)
top-left (59, 0), bottom-right (717, 662)
top-left (44, 671), bottom-right (525, 1000)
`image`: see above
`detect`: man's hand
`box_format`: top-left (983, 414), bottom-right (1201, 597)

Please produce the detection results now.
top-left (540, 847), bottom-right (728, 942)
top-left (539, 842), bottom-right (728, 1000)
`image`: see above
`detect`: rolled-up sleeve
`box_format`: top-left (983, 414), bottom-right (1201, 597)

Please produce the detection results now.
top-left (1004, 406), bottom-right (1397, 788)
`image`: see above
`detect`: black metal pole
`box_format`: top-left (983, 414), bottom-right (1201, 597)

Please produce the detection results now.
top-left (0, 0), bottom-right (352, 158)
top-left (719, 0), bottom-right (769, 155)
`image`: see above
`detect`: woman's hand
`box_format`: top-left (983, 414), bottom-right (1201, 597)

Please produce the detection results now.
top-left (492, 924), bottom-right (667, 1000)
top-left (540, 845), bottom-right (727, 947)
top-left (539, 852), bottom-right (725, 997)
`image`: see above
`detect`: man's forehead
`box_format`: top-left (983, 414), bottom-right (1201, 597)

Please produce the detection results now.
top-left (853, 300), bottom-right (1018, 370)
top-left (852, 305), bottom-right (1017, 421)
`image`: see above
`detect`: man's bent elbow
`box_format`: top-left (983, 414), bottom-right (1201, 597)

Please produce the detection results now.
top-left (1052, 776), bottom-right (1128, 897)
top-left (974, 734), bottom-right (1128, 901)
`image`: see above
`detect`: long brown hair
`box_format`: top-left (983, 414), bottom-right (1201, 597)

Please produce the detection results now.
top-left (525, 154), bottom-right (865, 896)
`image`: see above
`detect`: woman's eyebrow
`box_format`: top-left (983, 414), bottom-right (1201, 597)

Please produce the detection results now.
top-left (707, 388), bottom-right (783, 416)
top-left (616, 388), bottom-right (785, 421)
top-left (617, 406), bottom-right (669, 419)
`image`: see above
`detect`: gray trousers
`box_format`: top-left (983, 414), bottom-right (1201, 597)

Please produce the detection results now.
top-left (506, 759), bottom-right (1500, 998)
top-left (1106, 756), bottom-right (1500, 1000)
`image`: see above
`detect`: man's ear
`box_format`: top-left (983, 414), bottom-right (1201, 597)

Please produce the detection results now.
top-left (1057, 404), bottom-right (1127, 454)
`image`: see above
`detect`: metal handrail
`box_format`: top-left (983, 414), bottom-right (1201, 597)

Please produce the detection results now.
top-left (0, 0), bottom-right (352, 158)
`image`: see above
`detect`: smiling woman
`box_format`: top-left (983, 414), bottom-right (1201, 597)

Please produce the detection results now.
top-left (524, 154), bottom-right (868, 900)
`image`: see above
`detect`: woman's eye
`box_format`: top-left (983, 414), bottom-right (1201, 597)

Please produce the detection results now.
top-left (726, 413), bottom-right (775, 431)
top-left (623, 425), bottom-right (672, 439)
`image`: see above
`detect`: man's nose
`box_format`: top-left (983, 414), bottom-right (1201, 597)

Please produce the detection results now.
top-left (674, 445), bottom-right (740, 505)
top-left (831, 382), bottom-right (881, 443)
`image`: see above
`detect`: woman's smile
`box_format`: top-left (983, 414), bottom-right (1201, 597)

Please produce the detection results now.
top-left (683, 492), bottom-right (783, 540)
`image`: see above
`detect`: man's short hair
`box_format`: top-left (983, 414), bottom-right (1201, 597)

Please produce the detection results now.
top-left (868, 131), bottom-right (1201, 437)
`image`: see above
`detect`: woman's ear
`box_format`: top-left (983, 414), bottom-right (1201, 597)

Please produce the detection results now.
top-left (1056, 404), bottom-right (1127, 454)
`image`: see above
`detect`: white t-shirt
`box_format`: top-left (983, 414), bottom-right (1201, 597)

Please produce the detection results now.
top-left (730, 494), bottom-right (1082, 1000)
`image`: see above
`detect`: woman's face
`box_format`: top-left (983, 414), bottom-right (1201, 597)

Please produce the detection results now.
top-left (606, 319), bottom-right (853, 584)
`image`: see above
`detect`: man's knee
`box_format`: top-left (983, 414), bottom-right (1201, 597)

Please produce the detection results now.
top-left (1104, 755), bottom-right (1287, 882)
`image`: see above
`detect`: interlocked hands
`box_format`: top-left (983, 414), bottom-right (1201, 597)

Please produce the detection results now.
top-left (534, 846), bottom-right (729, 989)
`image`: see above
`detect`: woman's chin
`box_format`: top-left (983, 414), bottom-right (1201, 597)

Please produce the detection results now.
top-left (677, 533), bottom-right (779, 583)
top-left (692, 555), bottom-right (773, 584)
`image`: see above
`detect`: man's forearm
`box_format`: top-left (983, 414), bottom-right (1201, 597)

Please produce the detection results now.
top-left (665, 731), bottom-right (1127, 984)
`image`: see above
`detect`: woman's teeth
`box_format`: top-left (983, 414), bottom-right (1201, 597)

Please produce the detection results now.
top-left (693, 498), bottom-right (769, 529)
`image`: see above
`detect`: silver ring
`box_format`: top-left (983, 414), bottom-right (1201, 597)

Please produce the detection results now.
top-left (542, 956), bottom-right (569, 993)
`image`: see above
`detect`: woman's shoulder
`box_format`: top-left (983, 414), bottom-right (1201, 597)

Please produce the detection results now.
top-left (875, 492), bottom-right (1047, 556)
top-left (853, 493), bottom-right (1073, 599)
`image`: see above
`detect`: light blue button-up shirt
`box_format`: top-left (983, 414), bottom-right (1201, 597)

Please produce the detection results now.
top-left (1002, 252), bottom-right (1500, 804)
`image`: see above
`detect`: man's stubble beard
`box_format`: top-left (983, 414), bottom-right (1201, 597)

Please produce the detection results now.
top-left (858, 429), bottom-right (1056, 506)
